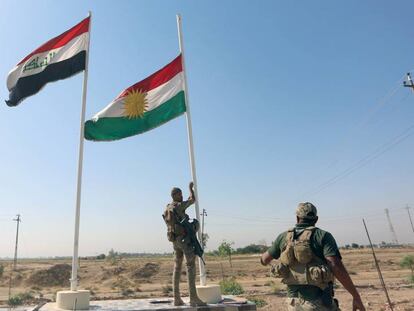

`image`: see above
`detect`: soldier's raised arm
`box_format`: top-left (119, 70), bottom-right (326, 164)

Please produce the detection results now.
top-left (183, 181), bottom-right (195, 208)
top-left (188, 181), bottom-right (195, 202)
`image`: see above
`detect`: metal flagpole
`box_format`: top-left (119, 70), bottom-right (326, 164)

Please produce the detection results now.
top-left (70, 11), bottom-right (92, 292)
top-left (176, 14), bottom-right (207, 286)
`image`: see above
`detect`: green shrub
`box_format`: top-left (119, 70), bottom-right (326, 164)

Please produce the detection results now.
top-left (400, 255), bottom-right (414, 273)
top-left (0, 264), bottom-right (4, 278)
top-left (18, 291), bottom-right (34, 301)
top-left (246, 296), bottom-right (267, 308)
top-left (218, 240), bottom-right (235, 267)
top-left (8, 295), bottom-right (23, 306)
top-left (400, 255), bottom-right (414, 284)
top-left (106, 249), bottom-right (120, 265)
top-left (219, 277), bottom-right (244, 295)
top-left (7, 291), bottom-right (34, 306)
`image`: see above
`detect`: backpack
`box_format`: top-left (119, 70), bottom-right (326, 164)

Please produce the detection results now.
top-left (162, 205), bottom-right (177, 242)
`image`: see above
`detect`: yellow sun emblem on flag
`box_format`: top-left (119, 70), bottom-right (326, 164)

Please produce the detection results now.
top-left (124, 89), bottom-right (148, 119)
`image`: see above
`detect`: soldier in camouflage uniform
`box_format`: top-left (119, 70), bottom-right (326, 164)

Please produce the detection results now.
top-left (261, 203), bottom-right (365, 311)
top-left (163, 182), bottom-right (206, 307)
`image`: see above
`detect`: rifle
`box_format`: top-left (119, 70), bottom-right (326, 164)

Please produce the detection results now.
top-left (179, 216), bottom-right (206, 265)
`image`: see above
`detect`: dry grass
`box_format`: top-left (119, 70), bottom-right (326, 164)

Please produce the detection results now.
top-left (0, 247), bottom-right (413, 310)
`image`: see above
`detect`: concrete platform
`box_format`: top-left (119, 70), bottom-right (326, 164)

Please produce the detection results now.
top-left (39, 297), bottom-right (256, 311)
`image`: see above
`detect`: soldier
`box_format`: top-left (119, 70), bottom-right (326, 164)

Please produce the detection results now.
top-left (261, 202), bottom-right (365, 311)
top-left (163, 182), bottom-right (206, 307)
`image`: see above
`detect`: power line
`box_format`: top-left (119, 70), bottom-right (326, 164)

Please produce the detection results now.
top-left (302, 120), bottom-right (414, 198)
top-left (210, 206), bottom-right (407, 225)
top-left (297, 75), bottom-right (405, 198)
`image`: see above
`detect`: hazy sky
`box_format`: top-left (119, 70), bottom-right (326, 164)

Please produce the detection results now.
top-left (1, 1), bottom-right (414, 258)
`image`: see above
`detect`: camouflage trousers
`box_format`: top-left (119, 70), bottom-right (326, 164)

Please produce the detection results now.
top-left (172, 236), bottom-right (197, 299)
top-left (286, 297), bottom-right (340, 311)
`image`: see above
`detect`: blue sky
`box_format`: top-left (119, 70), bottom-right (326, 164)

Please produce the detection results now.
top-left (0, 1), bottom-right (414, 257)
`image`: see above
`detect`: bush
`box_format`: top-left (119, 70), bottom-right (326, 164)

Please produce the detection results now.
top-left (218, 240), bottom-right (235, 267)
top-left (400, 255), bottom-right (414, 272)
top-left (219, 277), bottom-right (244, 295)
top-left (0, 264), bottom-right (4, 278)
top-left (106, 249), bottom-right (120, 265)
top-left (246, 296), bottom-right (267, 308)
top-left (8, 295), bottom-right (23, 306)
top-left (18, 291), bottom-right (34, 301)
top-left (7, 292), bottom-right (34, 306)
top-left (400, 255), bottom-right (414, 284)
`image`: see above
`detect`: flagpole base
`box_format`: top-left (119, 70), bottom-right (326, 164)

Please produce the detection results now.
top-left (56, 290), bottom-right (90, 310)
top-left (196, 284), bottom-right (222, 304)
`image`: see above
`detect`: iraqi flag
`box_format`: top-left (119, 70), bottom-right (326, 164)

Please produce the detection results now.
top-left (84, 55), bottom-right (186, 141)
top-left (6, 16), bottom-right (90, 107)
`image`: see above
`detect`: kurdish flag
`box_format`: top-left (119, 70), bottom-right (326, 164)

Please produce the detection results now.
top-left (6, 16), bottom-right (90, 107)
top-left (84, 55), bottom-right (186, 141)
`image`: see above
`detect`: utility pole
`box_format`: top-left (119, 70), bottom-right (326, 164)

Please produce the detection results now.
top-left (9, 214), bottom-right (22, 300)
top-left (13, 214), bottom-right (21, 270)
top-left (406, 205), bottom-right (414, 234)
top-left (363, 219), bottom-right (394, 310)
top-left (200, 208), bottom-right (207, 247)
top-left (384, 209), bottom-right (398, 245)
top-left (403, 72), bottom-right (414, 92)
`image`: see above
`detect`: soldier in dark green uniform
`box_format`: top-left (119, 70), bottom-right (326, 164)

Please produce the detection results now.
top-left (261, 202), bottom-right (365, 311)
top-left (163, 182), bottom-right (206, 307)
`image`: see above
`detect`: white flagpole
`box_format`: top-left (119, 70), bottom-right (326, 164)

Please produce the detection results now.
top-left (70, 11), bottom-right (92, 292)
top-left (176, 14), bottom-right (207, 286)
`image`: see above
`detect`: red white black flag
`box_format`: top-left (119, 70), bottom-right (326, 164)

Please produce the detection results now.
top-left (6, 16), bottom-right (90, 107)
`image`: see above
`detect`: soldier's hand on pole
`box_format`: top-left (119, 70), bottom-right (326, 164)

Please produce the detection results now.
top-left (189, 181), bottom-right (195, 201)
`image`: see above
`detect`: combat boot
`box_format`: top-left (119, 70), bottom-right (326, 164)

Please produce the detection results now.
top-left (190, 295), bottom-right (206, 307)
top-left (174, 297), bottom-right (184, 307)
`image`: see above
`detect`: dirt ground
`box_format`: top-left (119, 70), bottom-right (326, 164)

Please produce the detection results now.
top-left (0, 247), bottom-right (413, 310)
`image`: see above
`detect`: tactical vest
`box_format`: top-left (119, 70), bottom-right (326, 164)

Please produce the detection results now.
top-left (162, 204), bottom-right (186, 242)
top-left (272, 226), bottom-right (334, 290)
